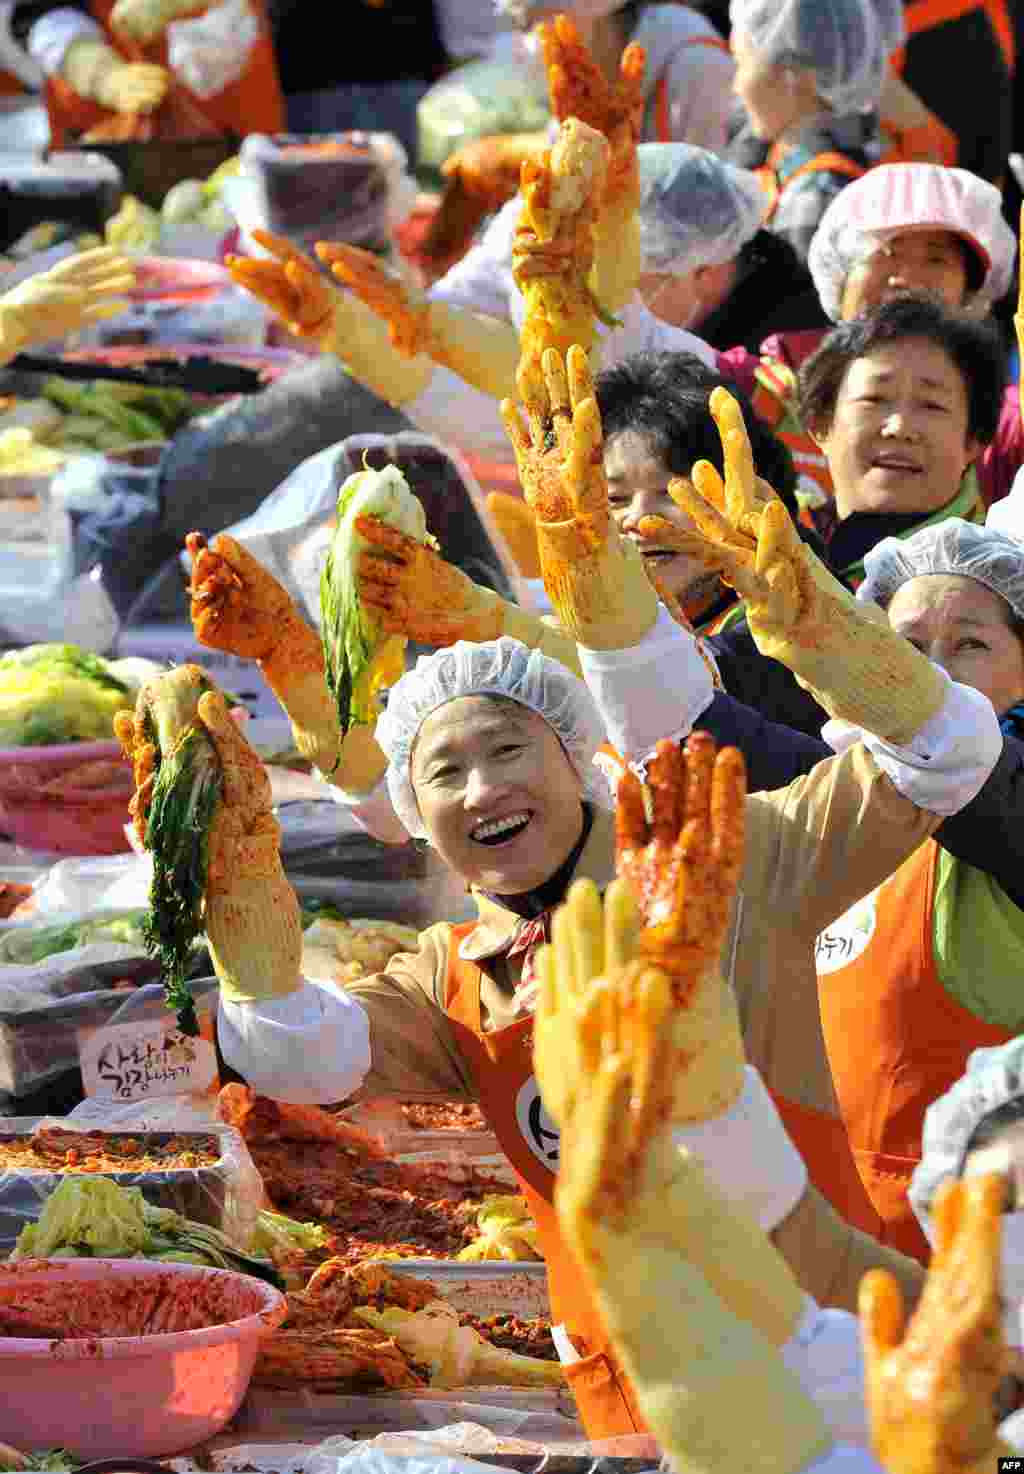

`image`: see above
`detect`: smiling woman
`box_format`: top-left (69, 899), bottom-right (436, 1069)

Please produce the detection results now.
top-left (798, 295), bottom-right (1007, 579)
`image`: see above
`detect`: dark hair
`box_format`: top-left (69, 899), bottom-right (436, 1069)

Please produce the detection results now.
top-left (954, 236), bottom-right (988, 299)
top-left (798, 295), bottom-right (1008, 447)
top-left (965, 1095), bottom-right (1024, 1156)
top-left (594, 350), bottom-right (800, 507)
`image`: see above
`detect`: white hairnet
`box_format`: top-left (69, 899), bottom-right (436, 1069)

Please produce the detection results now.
top-left (637, 143), bottom-right (769, 275)
top-left (729, 0), bottom-right (888, 114)
top-left (808, 163), bottom-right (1016, 319)
top-left (493, 0), bottom-right (626, 28)
top-left (376, 636), bottom-right (608, 840)
top-left (858, 519), bottom-right (1024, 623)
top-left (909, 1038), bottom-right (1024, 1232)
top-left (869, 0), bottom-right (906, 54)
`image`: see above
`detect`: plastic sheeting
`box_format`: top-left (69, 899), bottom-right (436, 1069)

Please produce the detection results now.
top-left (0, 1111), bottom-right (262, 1253)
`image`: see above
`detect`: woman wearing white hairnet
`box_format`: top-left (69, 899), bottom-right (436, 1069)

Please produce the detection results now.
top-left (727, 162), bottom-right (1019, 510)
top-left (725, 0), bottom-right (888, 264)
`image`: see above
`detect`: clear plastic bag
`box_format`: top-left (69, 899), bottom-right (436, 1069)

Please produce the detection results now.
top-left (166, 0), bottom-right (259, 100)
top-left (230, 130), bottom-right (418, 260)
top-left (185, 431), bottom-right (524, 629)
top-left (0, 1106), bottom-right (263, 1254)
top-left (416, 35), bottom-right (551, 184)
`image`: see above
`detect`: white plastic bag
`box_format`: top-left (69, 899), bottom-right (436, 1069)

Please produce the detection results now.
top-left (166, 0), bottom-right (259, 100)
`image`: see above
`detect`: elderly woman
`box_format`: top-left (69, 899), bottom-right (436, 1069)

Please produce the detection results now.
top-left (725, 0), bottom-right (889, 264)
top-left (795, 294), bottom-right (1006, 583)
top-left (724, 162), bottom-right (1019, 508)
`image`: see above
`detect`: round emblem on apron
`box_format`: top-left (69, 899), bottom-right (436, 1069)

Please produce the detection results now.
top-left (515, 1076), bottom-right (561, 1171)
top-left (815, 889), bottom-right (879, 976)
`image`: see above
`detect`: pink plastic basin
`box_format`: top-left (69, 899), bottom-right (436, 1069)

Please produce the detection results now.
top-left (0, 1258), bottom-right (287, 1457)
top-left (0, 740), bottom-right (133, 855)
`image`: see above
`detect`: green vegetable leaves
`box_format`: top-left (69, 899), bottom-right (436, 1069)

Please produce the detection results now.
top-left (319, 462), bottom-right (432, 734)
top-left (143, 725), bottom-right (221, 1037)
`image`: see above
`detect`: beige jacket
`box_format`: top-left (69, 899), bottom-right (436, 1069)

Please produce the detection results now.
top-left (347, 745), bottom-right (933, 1312)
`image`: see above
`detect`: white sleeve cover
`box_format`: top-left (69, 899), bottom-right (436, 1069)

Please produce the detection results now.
top-left (577, 603), bottom-right (715, 759)
top-left (671, 1065), bottom-right (808, 1234)
top-left (218, 978), bottom-right (371, 1104)
top-left (822, 671), bottom-right (1002, 817)
top-left (325, 772), bottom-right (412, 847)
top-left (781, 1300), bottom-right (869, 1448)
top-left (28, 7), bottom-right (103, 73)
top-left (428, 199), bottom-right (518, 321)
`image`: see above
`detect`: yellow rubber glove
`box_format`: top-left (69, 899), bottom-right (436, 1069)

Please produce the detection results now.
top-left (539, 13), bottom-right (643, 315)
top-left (860, 1173), bottom-right (1015, 1474)
top-left (511, 118), bottom-right (609, 422)
top-left (227, 232), bottom-right (436, 409)
top-left (109, 0), bottom-right (201, 46)
top-left (441, 133), bottom-right (545, 212)
top-left (672, 388), bottom-right (947, 744)
top-left (353, 514), bottom-right (582, 676)
top-left (537, 736), bottom-right (829, 1468)
top-left (62, 37), bottom-right (169, 112)
top-left (0, 248), bottom-right (135, 363)
top-left (486, 492), bottom-right (542, 579)
top-left (187, 531), bottom-right (387, 795)
top-left (196, 690), bottom-right (303, 1004)
top-left (114, 669), bottom-right (301, 1007)
top-left (318, 238), bottom-right (520, 404)
top-left (501, 344), bottom-right (658, 649)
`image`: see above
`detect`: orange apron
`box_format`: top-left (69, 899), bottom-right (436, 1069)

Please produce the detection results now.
top-left (443, 927), bottom-right (648, 1439)
top-left (45, 0), bottom-right (284, 149)
top-left (590, 743), bottom-right (889, 1245)
top-left (816, 840), bottom-right (1011, 1264)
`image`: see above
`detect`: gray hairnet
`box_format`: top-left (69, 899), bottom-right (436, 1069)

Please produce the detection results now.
top-left (910, 1039), bottom-right (1024, 1233)
top-left (376, 637), bottom-right (608, 840)
top-left (858, 519), bottom-right (1024, 624)
top-left (729, 0), bottom-right (888, 114)
top-left (638, 143), bottom-right (769, 275)
top-left (869, 0), bottom-right (906, 53)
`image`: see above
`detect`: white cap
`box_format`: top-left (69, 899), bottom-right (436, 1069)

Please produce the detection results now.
top-left (376, 637), bottom-right (608, 839)
top-left (858, 518), bottom-right (1024, 624)
top-left (808, 163), bottom-right (1016, 319)
top-left (638, 143), bottom-right (769, 275)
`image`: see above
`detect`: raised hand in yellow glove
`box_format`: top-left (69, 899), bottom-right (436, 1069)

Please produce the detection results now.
top-left (0, 248), bottom-right (135, 362)
top-left (672, 386), bottom-right (947, 744)
top-left (501, 344), bottom-right (657, 649)
top-left (226, 230), bottom-right (336, 340)
top-left (62, 37), bottom-right (168, 111)
top-left (860, 1172), bottom-right (1013, 1474)
top-left (110, 0), bottom-right (201, 46)
top-left (486, 492), bottom-right (542, 580)
top-left (191, 688), bottom-right (301, 1004)
top-left (354, 515), bottom-right (581, 673)
top-left (187, 531), bottom-right (386, 794)
top-left (539, 749), bottom-right (828, 1468)
top-left (538, 13), bottom-right (644, 311)
top-left (317, 240), bottom-right (431, 358)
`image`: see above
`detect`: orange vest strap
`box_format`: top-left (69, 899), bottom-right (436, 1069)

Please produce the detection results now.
top-left (904, 0), bottom-right (1014, 69)
top-left (783, 151), bottom-right (867, 188)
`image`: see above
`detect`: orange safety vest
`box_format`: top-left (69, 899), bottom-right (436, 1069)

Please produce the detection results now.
top-left (44, 0), bottom-right (284, 149)
top-left (816, 840), bottom-right (1011, 1264)
top-left (751, 356), bottom-right (834, 503)
top-left (443, 927), bottom-right (648, 1440)
top-left (591, 741), bottom-right (893, 1246)
top-left (755, 147), bottom-right (866, 224)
